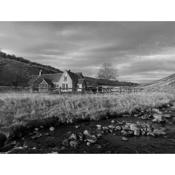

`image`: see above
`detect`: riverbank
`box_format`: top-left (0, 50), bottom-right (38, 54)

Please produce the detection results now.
top-left (1, 100), bottom-right (175, 153)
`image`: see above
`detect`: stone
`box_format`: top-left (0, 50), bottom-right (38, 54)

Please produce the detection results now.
top-left (83, 130), bottom-right (90, 136)
top-left (97, 133), bottom-right (102, 138)
top-left (69, 133), bottom-right (77, 140)
top-left (152, 114), bottom-right (164, 123)
top-left (111, 120), bottom-right (115, 124)
top-left (96, 124), bottom-right (102, 130)
top-left (102, 126), bottom-right (108, 131)
top-left (108, 125), bottom-right (115, 129)
top-left (96, 144), bottom-right (102, 149)
top-left (121, 130), bottom-right (128, 136)
top-left (34, 128), bottom-right (39, 131)
top-left (152, 108), bottom-right (162, 114)
top-left (121, 137), bottom-right (128, 141)
top-left (78, 133), bottom-right (84, 141)
top-left (62, 139), bottom-right (69, 147)
top-left (49, 127), bottom-right (55, 132)
top-left (0, 133), bottom-right (7, 148)
top-left (69, 140), bottom-right (78, 148)
top-left (122, 124), bottom-right (130, 130)
top-left (51, 152), bottom-right (58, 154)
top-left (31, 133), bottom-right (42, 139)
top-left (129, 123), bottom-right (138, 131)
top-left (86, 142), bottom-right (91, 146)
top-left (141, 114), bottom-right (151, 120)
top-left (133, 129), bottom-right (141, 136)
top-left (163, 114), bottom-right (171, 118)
top-left (153, 128), bottom-right (166, 136)
top-left (60, 146), bottom-right (66, 151)
top-left (75, 125), bottom-right (79, 129)
top-left (86, 135), bottom-right (97, 144)
top-left (115, 126), bottom-right (122, 131)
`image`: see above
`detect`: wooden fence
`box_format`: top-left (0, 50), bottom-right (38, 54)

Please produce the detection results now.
top-left (0, 86), bottom-right (144, 94)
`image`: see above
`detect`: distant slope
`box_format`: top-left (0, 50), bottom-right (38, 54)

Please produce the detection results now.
top-left (140, 73), bottom-right (175, 91)
top-left (0, 51), bottom-right (62, 86)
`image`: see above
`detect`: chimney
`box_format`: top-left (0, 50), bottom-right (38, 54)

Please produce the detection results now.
top-left (39, 69), bottom-right (42, 77)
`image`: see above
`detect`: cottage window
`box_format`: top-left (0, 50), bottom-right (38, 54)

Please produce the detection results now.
top-left (64, 76), bottom-right (67, 81)
top-left (66, 84), bottom-right (68, 90)
top-left (62, 83), bottom-right (65, 89)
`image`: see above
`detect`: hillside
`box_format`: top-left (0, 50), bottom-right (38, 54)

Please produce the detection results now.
top-left (141, 73), bottom-right (175, 92)
top-left (0, 51), bottom-right (62, 86)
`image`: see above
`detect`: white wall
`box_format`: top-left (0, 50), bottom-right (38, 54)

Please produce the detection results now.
top-left (58, 71), bottom-right (73, 92)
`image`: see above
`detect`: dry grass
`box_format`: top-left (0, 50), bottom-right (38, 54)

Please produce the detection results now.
top-left (0, 92), bottom-right (174, 128)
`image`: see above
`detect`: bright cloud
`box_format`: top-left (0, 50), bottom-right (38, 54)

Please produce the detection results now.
top-left (0, 22), bottom-right (175, 83)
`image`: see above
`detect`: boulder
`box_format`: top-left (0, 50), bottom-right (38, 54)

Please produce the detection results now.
top-left (102, 126), bottom-right (108, 131)
top-left (69, 140), bottom-right (78, 148)
top-left (108, 125), bottom-right (115, 129)
top-left (78, 133), bottom-right (84, 141)
top-left (97, 133), bottom-right (102, 138)
top-left (49, 127), bottom-right (55, 132)
top-left (86, 135), bottom-right (97, 144)
top-left (83, 130), bottom-right (91, 136)
top-left (86, 142), bottom-right (91, 146)
top-left (141, 114), bottom-right (151, 120)
top-left (163, 114), bottom-right (171, 118)
top-left (121, 137), bottom-right (128, 141)
top-left (62, 139), bottom-right (69, 147)
top-left (121, 130), bottom-right (129, 136)
top-left (152, 114), bottom-right (164, 123)
top-left (153, 128), bottom-right (166, 136)
top-left (152, 108), bottom-right (162, 114)
top-left (68, 133), bottom-right (77, 140)
top-left (111, 120), bottom-right (115, 124)
top-left (96, 125), bottom-right (102, 130)
top-left (75, 125), bottom-right (79, 129)
top-left (115, 126), bottom-right (122, 131)
top-left (134, 129), bottom-right (141, 136)
top-left (129, 123), bottom-right (137, 131)
top-left (96, 144), bottom-right (102, 149)
top-left (34, 128), bottom-right (39, 131)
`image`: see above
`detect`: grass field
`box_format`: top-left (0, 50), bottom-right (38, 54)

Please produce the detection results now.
top-left (0, 92), bottom-right (174, 128)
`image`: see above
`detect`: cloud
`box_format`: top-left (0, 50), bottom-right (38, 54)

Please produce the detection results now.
top-left (0, 22), bottom-right (175, 83)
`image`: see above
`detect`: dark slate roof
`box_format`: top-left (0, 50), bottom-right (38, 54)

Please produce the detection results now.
top-left (43, 78), bottom-right (54, 87)
top-left (39, 73), bottom-right (62, 82)
top-left (84, 76), bottom-right (137, 87)
top-left (76, 72), bottom-right (84, 79)
top-left (67, 71), bottom-right (84, 84)
top-left (78, 78), bottom-right (85, 84)
top-left (32, 77), bottom-right (54, 88)
top-left (84, 77), bottom-right (98, 87)
top-left (29, 73), bottom-right (62, 87)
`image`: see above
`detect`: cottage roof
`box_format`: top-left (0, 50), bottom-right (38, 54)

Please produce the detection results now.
top-left (39, 73), bottom-right (62, 82)
top-left (42, 78), bottom-right (54, 87)
top-left (84, 76), bottom-right (122, 87)
top-left (67, 71), bottom-right (84, 84)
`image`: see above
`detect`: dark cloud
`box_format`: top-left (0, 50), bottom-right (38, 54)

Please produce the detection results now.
top-left (0, 22), bottom-right (175, 83)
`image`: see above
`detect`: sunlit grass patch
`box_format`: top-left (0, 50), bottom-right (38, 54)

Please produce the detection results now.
top-left (0, 92), bottom-right (174, 128)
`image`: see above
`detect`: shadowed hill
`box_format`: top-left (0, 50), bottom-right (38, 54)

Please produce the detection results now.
top-left (0, 51), bottom-right (62, 86)
top-left (140, 73), bottom-right (175, 92)
top-left (142, 73), bottom-right (175, 87)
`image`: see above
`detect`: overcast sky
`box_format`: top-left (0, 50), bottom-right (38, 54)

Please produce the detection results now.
top-left (0, 22), bottom-right (175, 83)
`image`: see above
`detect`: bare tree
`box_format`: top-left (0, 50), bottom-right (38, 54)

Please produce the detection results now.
top-left (97, 63), bottom-right (118, 80)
